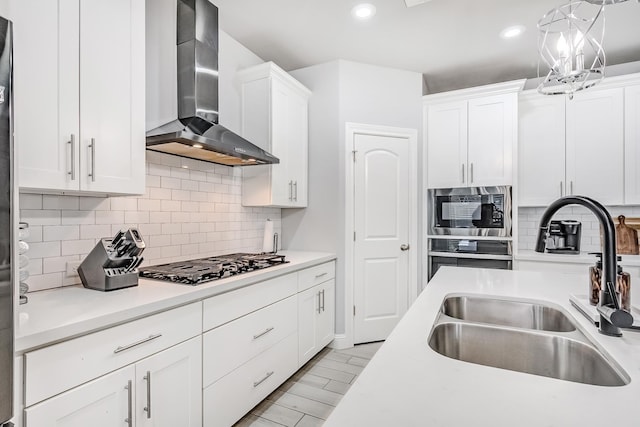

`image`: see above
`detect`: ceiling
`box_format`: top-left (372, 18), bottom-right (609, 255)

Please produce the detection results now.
top-left (215, 0), bottom-right (640, 93)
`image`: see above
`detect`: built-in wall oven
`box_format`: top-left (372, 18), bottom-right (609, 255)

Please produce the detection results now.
top-left (427, 186), bottom-right (513, 281)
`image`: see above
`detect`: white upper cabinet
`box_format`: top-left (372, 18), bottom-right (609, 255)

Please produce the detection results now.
top-left (467, 94), bottom-right (515, 186)
top-left (239, 62), bottom-right (311, 208)
top-left (10, 0), bottom-right (145, 195)
top-left (425, 101), bottom-right (467, 188)
top-left (518, 94), bottom-right (566, 206)
top-left (566, 87), bottom-right (624, 205)
top-left (518, 86), bottom-right (625, 206)
top-left (424, 81), bottom-right (522, 189)
top-left (624, 85), bottom-right (640, 204)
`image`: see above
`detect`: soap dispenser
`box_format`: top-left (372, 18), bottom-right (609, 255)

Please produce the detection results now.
top-left (616, 256), bottom-right (631, 312)
top-left (589, 252), bottom-right (603, 306)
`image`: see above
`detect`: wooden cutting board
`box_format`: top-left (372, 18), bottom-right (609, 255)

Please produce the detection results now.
top-left (616, 215), bottom-right (640, 255)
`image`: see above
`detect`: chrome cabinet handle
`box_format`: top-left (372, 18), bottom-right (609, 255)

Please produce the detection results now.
top-left (560, 181), bottom-right (563, 197)
top-left (570, 181), bottom-right (574, 195)
top-left (125, 380), bottom-right (132, 427)
top-left (143, 371), bottom-right (152, 419)
top-left (315, 272), bottom-right (328, 279)
top-left (288, 181), bottom-right (293, 201)
top-left (470, 163), bottom-right (474, 183)
top-left (294, 181), bottom-right (298, 201)
top-left (317, 291), bottom-right (322, 314)
top-left (68, 134), bottom-right (76, 180)
top-left (253, 326), bottom-right (275, 340)
top-left (113, 333), bottom-right (162, 354)
top-left (321, 289), bottom-right (325, 312)
top-left (400, 244), bottom-right (410, 251)
top-left (253, 371), bottom-right (274, 388)
top-left (89, 138), bottom-right (96, 181)
top-left (461, 164), bottom-right (465, 183)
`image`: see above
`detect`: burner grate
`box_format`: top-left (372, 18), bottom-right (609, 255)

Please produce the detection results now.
top-left (139, 253), bottom-right (287, 285)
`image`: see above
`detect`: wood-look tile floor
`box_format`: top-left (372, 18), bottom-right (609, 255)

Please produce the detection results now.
top-left (234, 341), bottom-right (383, 427)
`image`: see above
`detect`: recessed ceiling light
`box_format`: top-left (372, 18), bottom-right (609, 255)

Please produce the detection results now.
top-left (352, 3), bottom-right (376, 20)
top-left (500, 25), bottom-right (526, 39)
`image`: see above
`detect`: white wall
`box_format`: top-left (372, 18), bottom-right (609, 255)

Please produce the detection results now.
top-left (283, 60), bottom-right (423, 337)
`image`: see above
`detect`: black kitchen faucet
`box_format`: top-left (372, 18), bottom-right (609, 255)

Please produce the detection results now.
top-left (535, 196), bottom-right (633, 336)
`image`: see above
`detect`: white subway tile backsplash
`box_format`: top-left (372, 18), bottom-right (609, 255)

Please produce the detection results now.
top-left (79, 197), bottom-right (111, 211)
top-left (110, 197), bottom-right (139, 211)
top-left (43, 225), bottom-right (80, 242)
top-left (61, 239), bottom-right (97, 256)
top-left (80, 224), bottom-right (113, 240)
top-left (19, 193), bottom-right (43, 209)
top-left (22, 210), bottom-right (62, 226)
top-left (29, 241), bottom-right (61, 259)
top-left (61, 210), bottom-right (95, 225)
top-left (518, 206), bottom-right (636, 253)
top-left (43, 195), bottom-right (80, 210)
top-left (20, 155), bottom-right (282, 292)
top-left (95, 211), bottom-right (125, 225)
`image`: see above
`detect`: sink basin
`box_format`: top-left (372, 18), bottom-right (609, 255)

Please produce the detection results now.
top-left (442, 295), bottom-right (576, 332)
top-left (428, 322), bottom-right (629, 386)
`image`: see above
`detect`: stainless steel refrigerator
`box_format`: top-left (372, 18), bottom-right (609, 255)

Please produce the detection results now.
top-left (0, 14), bottom-right (13, 426)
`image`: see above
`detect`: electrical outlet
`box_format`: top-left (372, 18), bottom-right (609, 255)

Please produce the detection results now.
top-left (66, 261), bottom-right (81, 276)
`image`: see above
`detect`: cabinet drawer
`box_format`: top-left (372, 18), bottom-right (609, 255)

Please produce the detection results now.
top-left (203, 333), bottom-right (298, 427)
top-left (298, 261), bottom-right (335, 292)
top-left (203, 295), bottom-right (297, 388)
top-left (25, 302), bottom-right (202, 407)
top-left (203, 272), bottom-right (297, 331)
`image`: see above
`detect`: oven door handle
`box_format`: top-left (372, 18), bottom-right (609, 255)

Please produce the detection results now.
top-left (428, 251), bottom-right (513, 261)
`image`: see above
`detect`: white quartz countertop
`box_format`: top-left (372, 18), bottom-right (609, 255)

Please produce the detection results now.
top-left (324, 267), bottom-right (640, 427)
top-left (16, 251), bottom-right (335, 353)
top-left (517, 249), bottom-right (640, 266)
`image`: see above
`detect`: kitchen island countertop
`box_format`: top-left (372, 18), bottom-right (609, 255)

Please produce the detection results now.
top-left (325, 267), bottom-right (640, 427)
top-left (16, 251), bottom-right (335, 353)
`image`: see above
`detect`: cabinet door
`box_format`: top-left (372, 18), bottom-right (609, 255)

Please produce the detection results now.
top-left (287, 89), bottom-right (309, 207)
top-left (298, 285), bottom-right (320, 366)
top-left (426, 100), bottom-right (468, 188)
top-left (625, 85), bottom-right (640, 204)
top-left (269, 79), bottom-right (294, 205)
top-left (135, 337), bottom-right (202, 427)
top-left (79, 0), bottom-right (145, 195)
top-left (25, 366), bottom-right (134, 427)
top-left (467, 93), bottom-right (515, 187)
top-left (566, 88), bottom-right (624, 205)
top-left (317, 280), bottom-right (335, 349)
top-left (13, 0), bottom-right (81, 192)
top-left (518, 94), bottom-right (566, 206)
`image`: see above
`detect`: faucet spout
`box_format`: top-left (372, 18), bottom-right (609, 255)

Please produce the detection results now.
top-left (534, 196), bottom-right (633, 336)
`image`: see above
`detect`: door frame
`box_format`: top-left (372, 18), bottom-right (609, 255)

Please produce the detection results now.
top-left (339, 122), bottom-right (418, 348)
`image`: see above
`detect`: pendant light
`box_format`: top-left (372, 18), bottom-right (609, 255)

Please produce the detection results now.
top-left (537, 0), bottom-right (635, 98)
top-left (537, 1), bottom-right (605, 99)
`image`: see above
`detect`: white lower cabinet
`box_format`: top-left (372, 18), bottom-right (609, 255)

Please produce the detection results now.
top-left (25, 337), bottom-right (202, 427)
top-left (20, 260), bottom-right (337, 427)
top-left (134, 337), bottom-right (202, 427)
top-left (25, 366), bottom-right (135, 427)
top-left (298, 279), bottom-right (336, 367)
top-left (203, 333), bottom-right (298, 427)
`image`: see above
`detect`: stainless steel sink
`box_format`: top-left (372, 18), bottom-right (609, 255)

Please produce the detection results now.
top-left (428, 322), bottom-right (629, 386)
top-left (442, 295), bottom-right (576, 332)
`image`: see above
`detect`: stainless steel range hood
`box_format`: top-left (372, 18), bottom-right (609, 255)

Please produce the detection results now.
top-left (146, 0), bottom-right (278, 166)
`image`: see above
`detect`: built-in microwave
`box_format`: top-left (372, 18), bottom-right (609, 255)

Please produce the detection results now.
top-left (428, 186), bottom-right (512, 237)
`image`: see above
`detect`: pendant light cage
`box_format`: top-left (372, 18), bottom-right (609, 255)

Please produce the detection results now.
top-left (537, 1), bottom-right (606, 98)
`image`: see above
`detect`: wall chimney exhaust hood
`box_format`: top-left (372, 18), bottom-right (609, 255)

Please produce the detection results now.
top-left (146, 0), bottom-right (279, 166)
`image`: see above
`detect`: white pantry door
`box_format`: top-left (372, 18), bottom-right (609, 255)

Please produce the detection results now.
top-left (353, 132), bottom-right (410, 344)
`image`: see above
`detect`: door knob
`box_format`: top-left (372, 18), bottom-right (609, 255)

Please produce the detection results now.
top-left (400, 244), bottom-right (410, 251)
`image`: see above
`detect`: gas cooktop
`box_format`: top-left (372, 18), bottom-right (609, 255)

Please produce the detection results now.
top-left (139, 253), bottom-right (287, 285)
